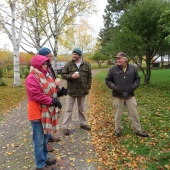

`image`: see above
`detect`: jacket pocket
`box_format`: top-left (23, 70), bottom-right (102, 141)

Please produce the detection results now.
top-left (115, 85), bottom-right (123, 95)
top-left (125, 84), bottom-right (134, 93)
top-left (69, 68), bottom-right (77, 74)
top-left (81, 67), bottom-right (89, 76)
top-left (81, 84), bottom-right (89, 94)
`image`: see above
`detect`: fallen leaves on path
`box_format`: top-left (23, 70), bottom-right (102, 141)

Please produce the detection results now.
top-left (87, 78), bottom-right (148, 170)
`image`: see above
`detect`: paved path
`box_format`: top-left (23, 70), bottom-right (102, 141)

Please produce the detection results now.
top-left (0, 68), bottom-right (109, 170)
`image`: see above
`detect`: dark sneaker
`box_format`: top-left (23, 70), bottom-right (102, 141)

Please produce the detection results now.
top-left (36, 165), bottom-right (53, 170)
top-left (115, 132), bottom-right (121, 137)
top-left (136, 132), bottom-right (148, 137)
top-left (45, 157), bottom-right (57, 165)
top-left (48, 137), bottom-right (60, 142)
top-left (47, 143), bottom-right (53, 152)
top-left (63, 129), bottom-right (69, 135)
top-left (80, 125), bottom-right (91, 131)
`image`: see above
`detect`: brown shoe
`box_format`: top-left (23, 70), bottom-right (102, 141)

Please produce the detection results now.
top-left (45, 157), bottom-right (57, 165)
top-left (36, 165), bottom-right (53, 170)
top-left (48, 137), bottom-right (60, 142)
top-left (63, 129), bottom-right (69, 135)
top-left (80, 125), bottom-right (91, 131)
top-left (47, 143), bottom-right (53, 152)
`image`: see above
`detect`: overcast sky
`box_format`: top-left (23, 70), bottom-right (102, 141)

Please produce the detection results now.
top-left (89, 0), bottom-right (107, 36)
top-left (0, 0), bottom-right (107, 52)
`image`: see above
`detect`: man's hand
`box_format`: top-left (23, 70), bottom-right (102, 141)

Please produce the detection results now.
top-left (72, 73), bottom-right (79, 79)
top-left (57, 87), bottom-right (67, 97)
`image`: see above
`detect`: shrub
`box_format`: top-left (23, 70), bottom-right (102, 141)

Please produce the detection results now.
top-left (0, 68), bottom-right (3, 78)
top-left (6, 64), bottom-right (13, 71)
top-left (0, 80), bottom-right (7, 86)
top-left (24, 69), bottom-right (30, 78)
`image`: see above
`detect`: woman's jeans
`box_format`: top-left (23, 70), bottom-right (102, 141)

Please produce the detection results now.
top-left (49, 134), bottom-right (52, 139)
top-left (31, 121), bottom-right (50, 168)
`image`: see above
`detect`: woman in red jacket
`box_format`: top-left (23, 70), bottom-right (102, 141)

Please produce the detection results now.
top-left (26, 55), bottom-right (62, 170)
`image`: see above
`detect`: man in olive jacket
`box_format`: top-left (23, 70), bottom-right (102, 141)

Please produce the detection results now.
top-left (105, 52), bottom-right (148, 137)
top-left (61, 47), bottom-right (92, 135)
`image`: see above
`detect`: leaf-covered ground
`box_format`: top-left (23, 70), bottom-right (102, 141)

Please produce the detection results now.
top-left (0, 70), bottom-right (105, 170)
top-left (0, 99), bottom-right (98, 170)
top-left (87, 70), bottom-right (170, 170)
top-left (0, 69), bottom-right (170, 169)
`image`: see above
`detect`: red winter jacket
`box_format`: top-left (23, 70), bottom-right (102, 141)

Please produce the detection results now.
top-left (25, 55), bottom-right (53, 120)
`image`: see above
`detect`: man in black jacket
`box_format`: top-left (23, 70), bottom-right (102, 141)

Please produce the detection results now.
top-left (105, 52), bottom-right (148, 137)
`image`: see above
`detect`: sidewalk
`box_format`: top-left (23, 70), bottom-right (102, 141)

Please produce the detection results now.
top-left (0, 68), bottom-right (108, 170)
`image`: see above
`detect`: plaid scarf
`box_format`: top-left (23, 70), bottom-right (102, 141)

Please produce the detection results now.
top-left (31, 68), bottom-right (60, 136)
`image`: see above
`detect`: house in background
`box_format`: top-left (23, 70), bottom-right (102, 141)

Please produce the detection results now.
top-left (152, 55), bottom-right (170, 68)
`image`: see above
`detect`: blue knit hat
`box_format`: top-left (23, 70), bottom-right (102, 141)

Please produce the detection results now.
top-left (38, 47), bottom-right (51, 56)
top-left (72, 47), bottom-right (82, 56)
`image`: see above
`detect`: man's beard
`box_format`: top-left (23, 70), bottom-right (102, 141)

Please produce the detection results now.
top-left (73, 57), bottom-right (80, 62)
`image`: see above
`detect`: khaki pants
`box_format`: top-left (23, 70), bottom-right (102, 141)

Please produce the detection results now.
top-left (113, 96), bottom-right (142, 133)
top-left (62, 95), bottom-right (87, 129)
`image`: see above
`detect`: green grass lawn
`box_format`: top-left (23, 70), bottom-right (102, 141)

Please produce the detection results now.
top-left (90, 62), bottom-right (112, 69)
top-left (88, 69), bottom-right (170, 169)
top-left (0, 78), bottom-right (26, 117)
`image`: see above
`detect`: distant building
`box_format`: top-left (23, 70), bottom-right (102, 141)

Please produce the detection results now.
top-left (153, 55), bottom-right (170, 67)
top-left (153, 55), bottom-right (169, 63)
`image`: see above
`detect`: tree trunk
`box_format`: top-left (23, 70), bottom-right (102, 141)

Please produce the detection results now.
top-left (10, 0), bottom-right (27, 86)
top-left (52, 35), bottom-right (59, 76)
top-left (138, 57), bottom-right (142, 67)
top-left (160, 56), bottom-right (164, 68)
top-left (145, 55), bottom-right (151, 85)
top-left (11, 1), bottom-right (21, 86)
top-left (13, 49), bottom-right (21, 86)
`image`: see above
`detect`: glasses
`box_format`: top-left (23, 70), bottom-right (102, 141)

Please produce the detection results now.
top-left (42, 61), bottom-right (48, 65)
